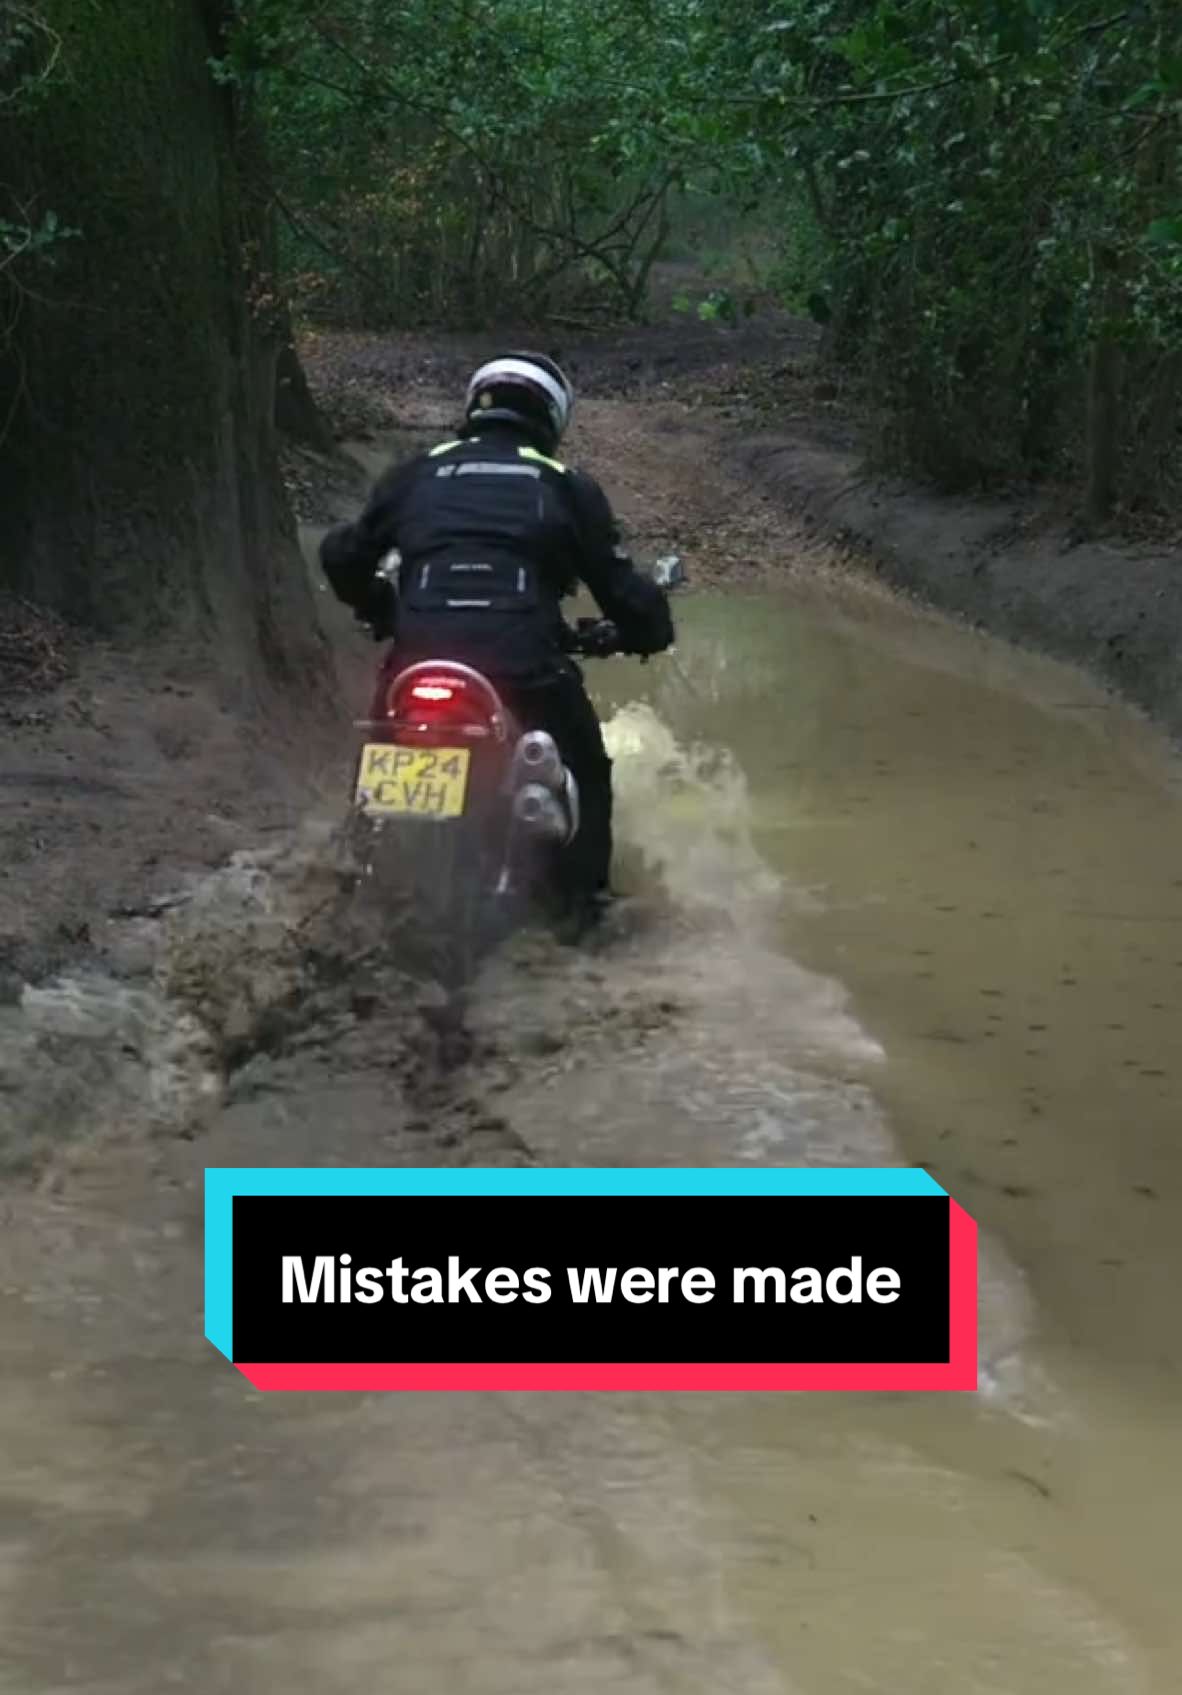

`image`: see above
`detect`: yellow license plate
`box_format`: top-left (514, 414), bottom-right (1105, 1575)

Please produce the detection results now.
top-left (354, 743), bottom-right (471, 818)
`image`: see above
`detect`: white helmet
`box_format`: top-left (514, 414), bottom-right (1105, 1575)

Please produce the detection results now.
top-left (464, 351), bottom-right (575, 448)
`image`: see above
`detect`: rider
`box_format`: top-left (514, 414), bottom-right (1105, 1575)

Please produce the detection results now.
top-left (319, 351), bottom-right (674, 930)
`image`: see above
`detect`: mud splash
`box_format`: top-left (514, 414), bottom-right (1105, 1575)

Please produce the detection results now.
top-left (0, 822), bottom-right (427, 1177)
top-left (0, 975), bottom-right (218, 1175)
top-left (605, 701), bottom-right (784, 922)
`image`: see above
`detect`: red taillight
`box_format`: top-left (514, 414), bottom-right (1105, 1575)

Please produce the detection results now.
top-left (383, 668), bottom-right (500, 741)
top-left (388, 674), bottom-right (470, 718)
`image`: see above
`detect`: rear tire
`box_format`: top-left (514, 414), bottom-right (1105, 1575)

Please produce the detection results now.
top-left (351, 813), bottom-right (486, 992)
top-left (424, 822), bottom-right (483, 992)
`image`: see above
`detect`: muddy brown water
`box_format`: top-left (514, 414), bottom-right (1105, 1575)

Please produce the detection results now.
top-left (3, 580), bottom-right (1182, 1692)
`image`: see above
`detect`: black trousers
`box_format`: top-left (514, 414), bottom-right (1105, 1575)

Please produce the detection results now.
top-left (498, 664), bottom-right (614, 902)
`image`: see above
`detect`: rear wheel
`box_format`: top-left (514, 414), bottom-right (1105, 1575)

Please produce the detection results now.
top-left (351, 812), bottom-right (487, 992)
top-left (421, 821), bottom-right (484, 991)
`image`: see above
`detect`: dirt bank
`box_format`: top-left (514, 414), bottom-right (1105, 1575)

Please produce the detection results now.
top-left (736, 433), bottom-right (1182, 743)
top-left (586, 322), bottom-right (1182, 741)
top-left (0, 616), bottom-right (350, 990)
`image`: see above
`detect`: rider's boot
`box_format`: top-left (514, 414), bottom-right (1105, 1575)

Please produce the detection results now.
top-left (552, 886), bottom-right (613, 946)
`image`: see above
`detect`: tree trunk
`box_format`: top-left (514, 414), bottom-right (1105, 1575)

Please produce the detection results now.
top-left (627, 183), bottom-right (672, 320)
top-left (0, 0), bottom-right (328, 702)
top-left (1129, 348), bottom-right (1182, 508)
top-left (275, 323), bottom-right (335, 453)
top-left (1084, 247), bottom-right (1123, 530)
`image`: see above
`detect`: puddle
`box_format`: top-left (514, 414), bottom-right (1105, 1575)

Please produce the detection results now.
top-left (2, 583), bottom-right (1181, 1691)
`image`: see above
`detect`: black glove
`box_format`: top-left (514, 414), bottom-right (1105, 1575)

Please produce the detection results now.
top-left (610, 577), bottom-right (674, 658)
top-left (353, 577), bottom-right (397, 641)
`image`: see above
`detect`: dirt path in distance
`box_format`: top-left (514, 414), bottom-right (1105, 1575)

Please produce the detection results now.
top-left (295, 316), bottom-right (1182, 740)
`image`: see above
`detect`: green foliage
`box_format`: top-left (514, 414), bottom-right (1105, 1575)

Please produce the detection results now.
top-left (698, 287), bottom-right (738, 323)
top-left (0, 206), bottom-right (77, 259)
top-left (679, 0), bottom-right (1182, 507)
top-left (0, 0), bottom-right (60, 102)
top-left (235, 0), bottom-right (1181, 512)
top-left (1, 3), bottom-right (74, 345)
top-left (223, 0), bottom-right (696, 326)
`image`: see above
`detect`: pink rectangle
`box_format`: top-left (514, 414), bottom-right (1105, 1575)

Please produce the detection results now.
top-left (238, 1358), bottom-right (977, 1392)
top-left (237, 1204), bottom-right (978, 1394)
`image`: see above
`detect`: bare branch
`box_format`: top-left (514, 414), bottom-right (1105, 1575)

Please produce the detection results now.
top-left (272, 191), bottom-right (389, 293)
top-left (0, 4), bottom-right (62, 107)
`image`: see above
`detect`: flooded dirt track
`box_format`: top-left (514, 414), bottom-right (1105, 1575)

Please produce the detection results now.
top-left (4, 387), bottom-right (1182, 1691)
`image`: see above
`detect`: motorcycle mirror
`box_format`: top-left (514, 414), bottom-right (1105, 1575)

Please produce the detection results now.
top-left (653, 554), bottom-right (687, 589)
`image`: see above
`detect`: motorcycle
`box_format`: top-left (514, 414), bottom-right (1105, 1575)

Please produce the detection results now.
top-left (345, 556), bottom-right (684, 986)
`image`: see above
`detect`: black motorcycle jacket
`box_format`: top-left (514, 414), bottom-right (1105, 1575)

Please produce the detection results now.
top-left (320, 422), bottom-right (674, 679)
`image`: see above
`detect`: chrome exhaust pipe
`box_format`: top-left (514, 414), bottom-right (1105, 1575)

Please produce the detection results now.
top-left (512, 782), bottom-right (571, 843)
top-left (563, 768), bottom-right (580, 844)
top-left (511, 730), bottom-right (565, 793)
